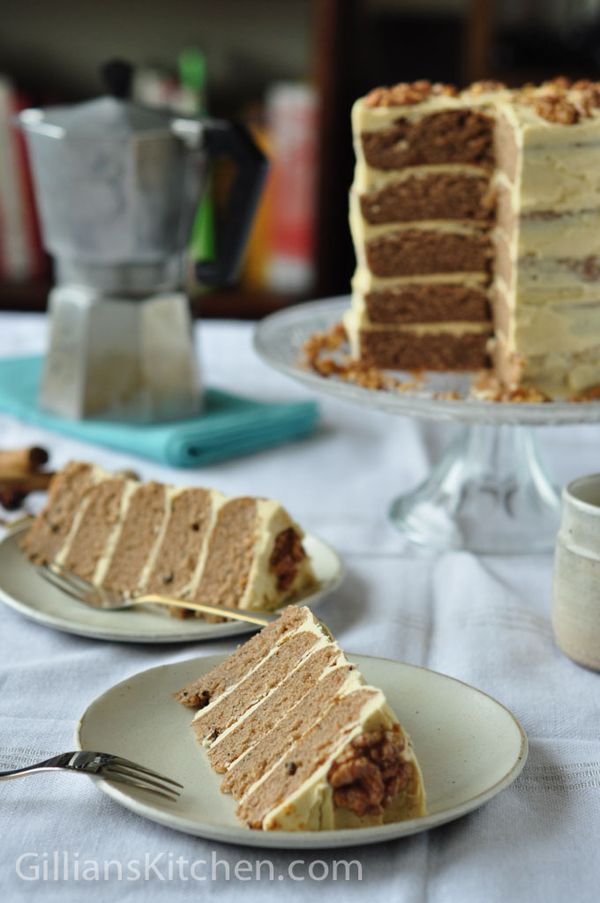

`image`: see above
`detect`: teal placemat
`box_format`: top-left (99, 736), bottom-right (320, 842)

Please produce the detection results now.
top-left (0, 355), bottom-right (319, 468)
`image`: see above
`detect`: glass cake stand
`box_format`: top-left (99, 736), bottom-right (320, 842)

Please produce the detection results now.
top-left (254, 296), bottom-right (600, 554)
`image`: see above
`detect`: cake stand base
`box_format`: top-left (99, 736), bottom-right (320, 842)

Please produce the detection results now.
top-left (389, 424), bottom-right (560, 554)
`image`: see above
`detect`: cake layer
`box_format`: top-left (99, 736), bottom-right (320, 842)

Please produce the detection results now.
top-left (191, 497), bottom-right (259, 612)
top-left (20, 461), bottom-right (96, 565)
top-left (61, 478), bottom-right (128, 580)
top-left (359, 171), bottom-right (494, 224)
top-left (365, 227), bottom-right (493, 278)
top-left (100, 482), bottom-right (167, 593)
top-left (363, 284), bottom-right (491, 323)
top-left (143, 488), bottom-right (215, 599)
top-left (360, 109), bottom-right (495, 171)
top-left (352, 328), bottom-right (491, 371)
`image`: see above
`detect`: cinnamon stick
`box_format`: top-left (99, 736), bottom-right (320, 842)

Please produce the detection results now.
top-left (0, 446), bottom-right (49, 473)
top-left (0, 472), bottom-right (54, 491)
top-left (0, 488), bottom-right (27, 511)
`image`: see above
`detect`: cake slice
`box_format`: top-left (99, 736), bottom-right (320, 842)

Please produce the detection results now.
top-left (21, 462), bottom-right (316, 616)
top-left (176, 606), bottom-right (425, 831)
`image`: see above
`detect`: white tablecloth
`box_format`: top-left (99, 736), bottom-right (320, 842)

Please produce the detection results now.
top-left (0, 313), bottom-right (598, 903)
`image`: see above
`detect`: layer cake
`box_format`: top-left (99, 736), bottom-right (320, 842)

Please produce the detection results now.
top-left (176, 605), bottom-right (425, 830)
top-left (345, 78), bottom-right (600, 397)
top-left (22, 461), bottom-right (316, 615)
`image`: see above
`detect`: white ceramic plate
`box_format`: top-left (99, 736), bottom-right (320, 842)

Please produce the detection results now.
top-left (0, 531), bottom-right (343, 643)
top-left (76, 654), bottom-right (527, 849)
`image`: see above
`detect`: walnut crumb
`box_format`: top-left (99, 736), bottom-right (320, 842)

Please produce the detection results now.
top-left (327, 726), bottom-right (410, 817)
top-left (363, 80), bottom-right (456, 107)
top-left (467, 79), bottom-right (506, 94)
top-left (301, 322), bottom-right (421, 394)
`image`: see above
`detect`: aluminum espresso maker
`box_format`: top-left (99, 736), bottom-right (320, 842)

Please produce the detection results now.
top-left (19, 61), bottom-right (266, 421)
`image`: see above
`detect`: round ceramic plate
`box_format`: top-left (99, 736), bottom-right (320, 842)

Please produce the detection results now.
top-left (0, 531), bottom-right (343, 643)
top-left (76, 653), bottom-right (527, 849)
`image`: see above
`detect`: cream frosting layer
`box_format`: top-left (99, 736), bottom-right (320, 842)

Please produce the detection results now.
top-left (355, 162), bottom-right (490, 193)
top-left (352, 269), bottom-right (489, 293)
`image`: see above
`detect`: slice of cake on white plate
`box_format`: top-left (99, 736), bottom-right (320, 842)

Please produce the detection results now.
top-left (21, 461), bottom-right (316, 617)
top-left (176, 605), bottom-right (426, 830)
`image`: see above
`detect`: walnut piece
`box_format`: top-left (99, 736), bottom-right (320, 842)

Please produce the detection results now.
top-left (467, 80), bottom-right (506, 95)
top-left (363, 80), bottom-right (456, 107)
top-left (269, 528), bottom-right (306, 592)
top-left (327, 726), bottom-right (411, 817)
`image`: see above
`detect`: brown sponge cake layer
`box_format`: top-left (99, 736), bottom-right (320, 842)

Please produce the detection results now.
top-left (102, 482), bottom-right (167, 594)
top-left (361, 110), bottom-right (494, 171)
top-left (365, 284), bottom-right (491, 323)
top-left (237, 689), bottom-right (378, 829)
top-left (360, 172), bottom-right (494, 224)
top-left (221, 666), bottom-right (353, 799)
top-left (366, 228), bottom-right (493, 277)
top-left (20, 462), bottom-right (95, 565)
top-left (175, 605), bottom-right (309, 708)
top-left (208, 645), bottom-right (342, 774)
top-left (192, 497), bottom-right (258, 610)
top-left (144, 488), bottom-right (213, 598)
top-left (192, 631), bottom-right (319, 742)
top-left (63, 479), bottom-right (126, 581)
top-left (358, 328), bottom-right (492, 370)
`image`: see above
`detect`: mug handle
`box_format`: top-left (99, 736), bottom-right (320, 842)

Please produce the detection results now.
top-left (173, 117), bottom-right (268, 287)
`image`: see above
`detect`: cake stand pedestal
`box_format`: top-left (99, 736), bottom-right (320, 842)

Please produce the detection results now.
top-left (389, 423), bottom-right (559, 553)
top-left (255, 297), bottom-right (600, 555)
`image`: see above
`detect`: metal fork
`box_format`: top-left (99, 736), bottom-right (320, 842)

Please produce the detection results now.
top-left (0, 750), bottom-right (182, 801)
top-left (38, 561), bottom-right (276, 627)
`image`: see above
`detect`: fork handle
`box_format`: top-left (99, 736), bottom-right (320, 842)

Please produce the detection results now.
top-left (135, 594), bottom-right (276, 626)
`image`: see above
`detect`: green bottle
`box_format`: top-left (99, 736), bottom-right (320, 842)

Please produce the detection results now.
top-left (179, 49), bottom-right (215, 283)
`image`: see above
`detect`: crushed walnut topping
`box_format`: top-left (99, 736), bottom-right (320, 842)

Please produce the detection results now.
top-left (269, 527), bottom-right (306, 592)
top-left (363, 80), bottom-right (457, 107)
top-left (517, 77), bottom-right (600, 123)
top-left (466, 79), bottom-right (506, 94)
top-left (301, 323), bottom-right (424, 393)
top-left (471, 371), bottom-right (550, 403)
top-left (525, 92), bottom-right (580, 124)
top-left (571, 384), bottom-right (600, 402)
top-left (327, 726), bottom-right (411, 817)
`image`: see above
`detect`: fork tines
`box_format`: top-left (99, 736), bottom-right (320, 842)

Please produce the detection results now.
top-left (101, 756), bottom-right (183, 801)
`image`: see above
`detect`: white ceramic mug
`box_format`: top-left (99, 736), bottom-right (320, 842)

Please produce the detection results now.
top-left (553, 474), bottom-right (600, 670)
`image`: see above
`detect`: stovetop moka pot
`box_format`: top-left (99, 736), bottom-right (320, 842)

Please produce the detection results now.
top-left (18, 61), bottom-right (267, 420)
